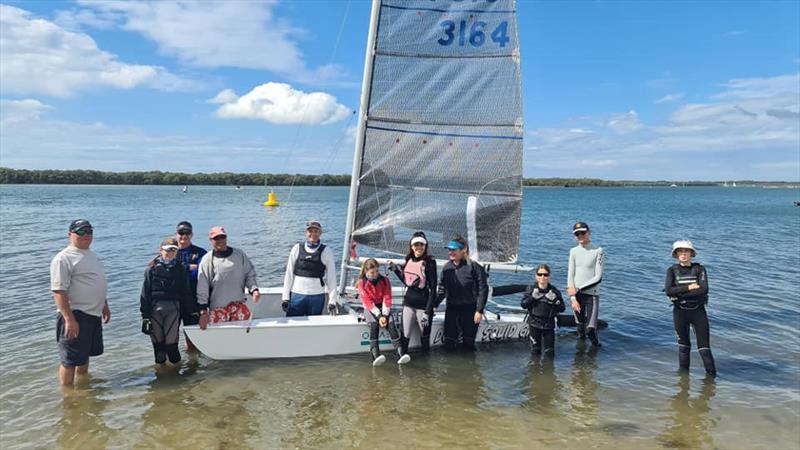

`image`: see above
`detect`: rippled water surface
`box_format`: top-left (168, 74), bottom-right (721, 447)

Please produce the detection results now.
top-left (1, 185), bottom-right (798, 449)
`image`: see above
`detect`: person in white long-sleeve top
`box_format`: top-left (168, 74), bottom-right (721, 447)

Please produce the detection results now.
top-left (281, 220), bottom-right (339, 316)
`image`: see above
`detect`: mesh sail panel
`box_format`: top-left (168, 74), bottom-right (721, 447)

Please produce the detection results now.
top-left (352, 0), bottom-right (523, 263)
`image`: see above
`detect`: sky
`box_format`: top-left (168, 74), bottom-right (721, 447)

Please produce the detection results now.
top-left (0, 0), bottom-right (798, 181)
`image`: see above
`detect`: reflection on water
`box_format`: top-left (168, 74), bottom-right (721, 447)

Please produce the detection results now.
top-left (523, 357), bottom-right (562, 415)
top-left (569, 341), bottom-right (599, 429)
top-left (58, 379), bottom-right (113, 450)
top-left (657, 374), bottom-right (717, 449)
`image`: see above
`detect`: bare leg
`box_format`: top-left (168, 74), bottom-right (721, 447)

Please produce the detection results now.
top-left (75, 362), bottom-right (89, 375)
top-left (184, 332), bottom-right (198, 352)
top-left (59, 365), bottom-right (76, 386)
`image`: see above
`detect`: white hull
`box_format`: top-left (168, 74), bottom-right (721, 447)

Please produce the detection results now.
top-left (184, 288), bottom-right (530, 360)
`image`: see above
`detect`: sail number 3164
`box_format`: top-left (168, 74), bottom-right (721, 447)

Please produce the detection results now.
top-left (437, 20), bottom-right (510, 47)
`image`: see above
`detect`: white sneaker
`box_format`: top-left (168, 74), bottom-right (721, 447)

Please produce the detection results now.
top-left (372, 355), bottom-right (386, 367)
top-left (397, 354), bottom-right (411, 365)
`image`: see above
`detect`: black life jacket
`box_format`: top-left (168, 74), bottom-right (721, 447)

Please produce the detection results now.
top-left (149, 262), bottom-right (185, 303)
top-left (529, 286), bottom-right (564, 319)
top-left (669, 263), bottom-right (708, 309)
top-left (294, 243), bottom-right (327, 286)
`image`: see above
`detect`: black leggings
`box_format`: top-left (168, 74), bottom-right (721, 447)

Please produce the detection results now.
top-left (673, 304), bottom-right (710, 350)
top-left (444, 303), bottom-right (478, 350)
top-left (573, 293), bottom-right (600, 330)
top-left (528, 326), bottom-right (555, 354)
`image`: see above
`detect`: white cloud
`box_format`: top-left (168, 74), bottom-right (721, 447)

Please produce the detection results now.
top-left (0, 99), bottom-right (52, 125)
top-left (722, 30), bottom-right (748, 37)
top-left (607, 110), bottom-right (644, 134)
top-left (655, 93), bottom-right (685, 104)
top-left (70, 0), bottom-right (348, 85)
top-left (0, 5), bottom-right (199, 97)
top-left (526, 74), bottom-right (800, 180)
top-left (212, 83), bottom-right (351, 125)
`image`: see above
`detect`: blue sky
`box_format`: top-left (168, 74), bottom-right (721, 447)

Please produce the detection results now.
top-left (1, 0), bottom-right (798, 180)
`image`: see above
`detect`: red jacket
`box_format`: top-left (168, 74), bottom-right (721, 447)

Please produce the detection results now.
top-left (357, 275), bottom-right (392, 313)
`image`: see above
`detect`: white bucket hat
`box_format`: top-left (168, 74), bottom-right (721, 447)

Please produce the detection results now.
top-left (671, 240), bottom-right (696, 257)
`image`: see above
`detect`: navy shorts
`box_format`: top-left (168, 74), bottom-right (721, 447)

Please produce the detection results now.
top-left (56, 310), bottom-right (103, 367)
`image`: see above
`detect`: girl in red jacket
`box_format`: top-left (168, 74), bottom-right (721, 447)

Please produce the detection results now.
top-left (357, 258), bottom-right (411, 366)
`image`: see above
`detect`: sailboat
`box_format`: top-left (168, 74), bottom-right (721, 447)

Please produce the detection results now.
top-left (186, 0), bottom-right (570, 360)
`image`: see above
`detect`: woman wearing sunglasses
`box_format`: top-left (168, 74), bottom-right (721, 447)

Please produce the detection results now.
top-left (387, 231), bottom-right (438, 352)
top-left (436, 236), bottom-right (488, 351)
top-left (520, 264), bottom-right (565, 357)
top-left (139, 237), bottom-right (192, 365)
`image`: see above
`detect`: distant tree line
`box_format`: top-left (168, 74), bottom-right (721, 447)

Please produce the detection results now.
top-left (0, 168), bottom-right (792, 187)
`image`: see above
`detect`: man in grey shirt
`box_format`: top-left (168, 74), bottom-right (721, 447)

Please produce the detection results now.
top-left (567, 221), bottom-right (604, 347)
top-left (196, 226), bottom-right (260, 328)
top-left (50, 219), bottom-right (111, 387)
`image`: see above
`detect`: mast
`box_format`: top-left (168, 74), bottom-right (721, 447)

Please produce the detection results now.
top-left (339, 0), bottom-right (381, 293)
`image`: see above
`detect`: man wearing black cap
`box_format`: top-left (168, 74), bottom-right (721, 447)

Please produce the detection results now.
top-left (50, 219), bottom-right (111, 387)
top-left (567, 221), bottom-right (604, 347)
top-left (175, 221), bottom-right (207, 351)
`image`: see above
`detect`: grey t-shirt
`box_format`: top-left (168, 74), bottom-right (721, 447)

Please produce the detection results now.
top-left (197, 247), bottom-right (258, 309)
top-left (50, 245), bottom-right (108, 317)
top-left (567, 244), bottom-right (604, 296)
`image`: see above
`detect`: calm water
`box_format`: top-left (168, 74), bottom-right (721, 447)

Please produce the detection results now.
top-left (1, 185), bottom-right (798, 449)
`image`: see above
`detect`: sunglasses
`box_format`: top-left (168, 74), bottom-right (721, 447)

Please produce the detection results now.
top-left (212, 235), bottom-right (227, 241)
top-left (536, 273), bottom-right (550, 277)
top-left (177, 231), bottom-right (192, 236)
top-left (574, 231), bottom-right (587, 236)
top-left (73, 228), bottom-right (93, 236)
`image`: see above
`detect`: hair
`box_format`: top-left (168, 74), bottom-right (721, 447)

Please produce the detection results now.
top-left (535, 264), bottom-right (551, 276)
top-left (452, 235), bottom-right (470, 263)
top-left (359, 258), bottom-right (381, 280)
top-left (405, 231), bottom-right (429, 261)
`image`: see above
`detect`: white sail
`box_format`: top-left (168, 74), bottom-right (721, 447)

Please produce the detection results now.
top-left (341, 0), bottom-right (524, 289)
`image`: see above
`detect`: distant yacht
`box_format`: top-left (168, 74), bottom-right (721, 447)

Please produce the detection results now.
top-left (182, 185), bottom-right (188, 193)
top-left (732, 181), bottom-right (737, 187)
top-left (723, 181), bottom-right (729, 187)
top-left (670, 183), bottom-right (678, 188)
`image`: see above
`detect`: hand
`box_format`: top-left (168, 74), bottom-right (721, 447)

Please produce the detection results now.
top-left (64, 316), bottom-right (80, 339)
top-left (328, 302), bottom-right (338, 315)
top-left (567, 287), bottom-right (577, 297)
top-left (474, 311), bottom-right (482, 324)
top-left (571, 298), bottom-right (581, 313)
top-left (252, 289), bottom-right (261, 303)
top-left (378, 315), bottom-right (388, 328)
top-left (419, 313), bottom-right (429, 329)
top-left (102, 302), bottom-right (111, 324)
top-left (387, 262), bottom-right (397, 272)
top-left (199, 311), bottom-right (209, 330)
top-left (688, 283), bottom-right (700, 290)
top-left (281, 299), bottom-right (290, 312)
top-left (141, 318), bottom-right (152, 335)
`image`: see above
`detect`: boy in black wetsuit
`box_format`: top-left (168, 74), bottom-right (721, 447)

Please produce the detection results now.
top-left (521, 264), bottom-right (565, 357)
top-left (665, 240), bottom-right (716, 376)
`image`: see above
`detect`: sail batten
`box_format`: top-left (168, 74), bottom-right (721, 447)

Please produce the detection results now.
top-left (347, 0), bottom-right (523, 265)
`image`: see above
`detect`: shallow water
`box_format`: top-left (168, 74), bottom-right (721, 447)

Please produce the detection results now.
top-left (1, 185), bottom-right (798, 449)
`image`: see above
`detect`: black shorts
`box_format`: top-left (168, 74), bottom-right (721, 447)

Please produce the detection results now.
top-left (56, 310), bottom-right (103, 367)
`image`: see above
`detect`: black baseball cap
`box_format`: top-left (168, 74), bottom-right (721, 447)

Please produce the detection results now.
top-left (572, 222), bottom-right (590, 235)
top-left (69, 219), bottom-right (92, 233)
top-left (176, 221), bottom-right (193, 232)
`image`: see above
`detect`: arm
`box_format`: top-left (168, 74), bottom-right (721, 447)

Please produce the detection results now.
top-left (577, 248), bottom-right (604, 291)
top-left (357, 280), bottom-right (380, 317)
top-left (140, 268), bottom-right (152, 318)
top-left (664, 266), bottom-right (689, 297)
top-left (519, 285), bottom-right (535, 310)
top-left (389, 261), bottom-right (405, 285)
top-left (381, 277), bottom-right (392, 310)
top-left (425, 258), bottom-right (438, 313)
top-left (474, 263), bottom-right (489, 313)
top-left (553, 286), bottom-right (566, 313)
top-left (282, 245), bottom-right (299, 301)
top-left (321, 246), bottom-right (339, 304)
top-left (693, 265), bottom-right (709, 296)
top-left (179, 265), bottom-right (196, 317)
top-left (567, 248), bottom-right (576, 290)
top-left (196, 254), bottom-right (211, 309)
top-left (241, 251), bottom-right (258, 293)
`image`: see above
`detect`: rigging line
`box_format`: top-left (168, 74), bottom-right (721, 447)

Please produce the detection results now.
top-left (375, 50), bottom-right (516, 60)
top-left (321, 110), bottom-right (358, 169)
top-left (284, 0), bottom-right (352, 205)
top-left (381, 4), bottom-right (515, 14)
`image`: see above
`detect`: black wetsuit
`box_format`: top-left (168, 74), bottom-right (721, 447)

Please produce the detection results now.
top-left (141, 259), bottom-right (192, 363)
top-left (177, 244), bottom-right (206, 325)
top-left (520, 284), bottom-right (566, 356)
top-left (665, 263), bottom-right (716, 374)
top-left (437, 259), bottom-right (488, 351)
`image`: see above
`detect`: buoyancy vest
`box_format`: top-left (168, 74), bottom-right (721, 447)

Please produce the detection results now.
top-left (294, 243), bottom-right (326, 285)
top-left (404, 258), bottom-right (426, 289)
top-left (522, 284), bottom-right (565, 329)
top-left (149, 261), bottom-right (185, 303)
top-left (669, 263), bottom-right (708, 309)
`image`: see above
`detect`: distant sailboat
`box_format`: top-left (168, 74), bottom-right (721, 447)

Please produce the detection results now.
top-left (182, 185), bottom-right (188, 193)
top-left (732, 181), bottom-right (737, 187)
top-left (723, 181), bottom-right (729, 187)
top-left (670, 183), bottom-right (678, 188)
